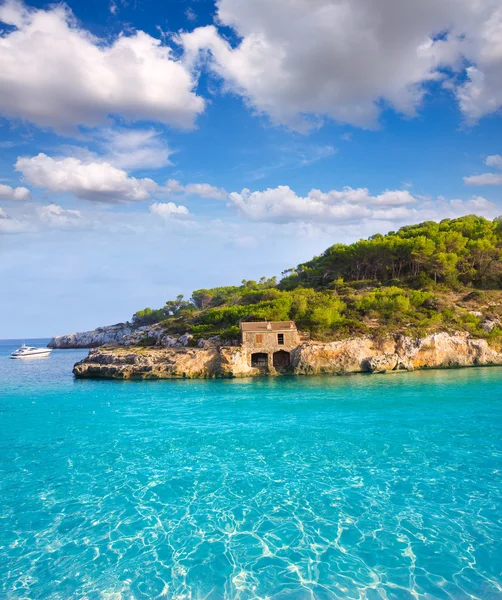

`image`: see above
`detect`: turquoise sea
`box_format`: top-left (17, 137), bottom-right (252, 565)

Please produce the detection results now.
top-left (1, 339), bottom-right (501, 599)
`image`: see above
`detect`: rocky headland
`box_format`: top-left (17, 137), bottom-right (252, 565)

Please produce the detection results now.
top-left (57, 215), bottom-right (502, 380)
top-left (72, 331), bottom-right (502, 379)
top-left (48, 322), bottom-right (209, 349)
top-left (48, 324), bottom-right (134, 348)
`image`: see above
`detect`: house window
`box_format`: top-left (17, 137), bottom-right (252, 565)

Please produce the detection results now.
top-left (278, 333), bottom-right (284, 345)
top-left (255, 334), bottom-right (263, 345)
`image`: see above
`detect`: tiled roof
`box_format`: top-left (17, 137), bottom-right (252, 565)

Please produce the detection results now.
top-left (240, 321), bottom-right (297, 332)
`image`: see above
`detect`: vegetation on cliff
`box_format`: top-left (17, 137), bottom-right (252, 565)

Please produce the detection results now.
top-left (132, 215), bottom-right (502, 343)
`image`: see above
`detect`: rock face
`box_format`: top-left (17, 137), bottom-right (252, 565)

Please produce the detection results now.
top-left (48, 324), bottom-right (133, 348)
top-left (72, 345), bottom-right (259, 379)
top-left (73, 347), bottom-right (222, 379)
top-left (292, 332), bottom-right (502, 375)
top-left (73, 331), bottom-right (502, 379)
top-left (49, 323), bottom-right (224, 349)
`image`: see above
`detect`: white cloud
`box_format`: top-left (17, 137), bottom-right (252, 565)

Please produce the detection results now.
top-left (0, 1), bottom-right (204, 132)
top-left (149, 202), bottom-right (190, 219)
top-left (15, 153), bottom-right (158, 203)
top-left (184, 183), bottom-right (226, 200)
top-left (98, 128), bottom-right (173, 171)
top-left (464, 153), bottom-right (502, 185)
top-left (162, 179), bottom-right (227, 200)
top-left (456, 6), bottom-right (502, 123)
top-left (36, 127), bottom-right (174, 172)
top-left (464, 173), bottom-right (502, 185)
top-left (163, 179), bottom-right (185, 195)
top-left (486, 154), bottom-right (502, 168)
top-left (229, 185), bottom-right (417, 223)
top-left (36, 203), bottom-right (82, 227)
top-left (1, 200), bottom-right (192, 235)
top-left (0, 206), bottom-right (32, 233)
top-left (229, 184), bottom-right (499, 224)
top-left (0, 183), bottom-right (31, 201)
top-left (450, 195), bottom-right (499, 215)
top-left (185, 8), bottom-right (197, 22)
top-left (181, 0), bottom-right (502, 129)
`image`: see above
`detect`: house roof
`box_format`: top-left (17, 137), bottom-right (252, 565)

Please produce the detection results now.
top-left (240, 321), bottom-right (297, 332)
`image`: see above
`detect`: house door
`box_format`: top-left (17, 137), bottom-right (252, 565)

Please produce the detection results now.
top-left (273, 350), bottom-right (290, 369)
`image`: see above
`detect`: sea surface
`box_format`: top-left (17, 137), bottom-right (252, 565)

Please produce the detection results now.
top-left (0, 339), bottom-right (501, 599)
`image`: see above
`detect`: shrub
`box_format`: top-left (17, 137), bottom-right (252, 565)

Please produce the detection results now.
top-left (136, 335), bottom-right (157, 347)
top-left (356, 287), bottom-right (411, 320)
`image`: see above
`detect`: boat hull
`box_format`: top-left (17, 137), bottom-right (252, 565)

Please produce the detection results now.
top-left (10, 350), bottom-right (52, 359)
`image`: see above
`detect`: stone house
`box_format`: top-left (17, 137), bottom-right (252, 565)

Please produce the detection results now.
top-left (240, 321), bottom-right (299, 370)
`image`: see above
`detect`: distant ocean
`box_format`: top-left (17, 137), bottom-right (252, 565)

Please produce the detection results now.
top-left (1, 338), bottom-right (501, 598)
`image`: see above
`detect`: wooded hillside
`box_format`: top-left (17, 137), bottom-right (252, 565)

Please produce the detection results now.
top-left (132, 215), bottom-right (502, 343)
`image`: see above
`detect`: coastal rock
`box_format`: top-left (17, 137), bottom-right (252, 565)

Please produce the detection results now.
top-left (219, 346), bottom-right (259, 377)
top-left (73, 347), bottom-right (222, 379)
top-left (121, 324), bottom-right (177, 347)
top-left (366, 353), bottom-right (400, 373)
top-left (397, 332), bottom-right (502, 369)
top-left (48, 324), bottom-right (133, 348)
top-left (49, 323), bottom-right (212, 349)
top-left (291, 337), bottom-right (393, 375)
top-left (178, 333), bottom-right (194, 347)
top-left (482, 318), bottom-right (501, 332)
top-left (198, 336), bottom-right (224, 349)
top-left (73, 331), bottom-right (502, 380)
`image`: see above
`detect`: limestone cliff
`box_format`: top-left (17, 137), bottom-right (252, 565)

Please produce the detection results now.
top-left (48, 324), bottom-right (133, 348)
top-left (292, 332), bottom-right (502, 374)
top-left (48, 323), bottom-right (201, 349)
top-left (73, 331), bottom-right (502, 379)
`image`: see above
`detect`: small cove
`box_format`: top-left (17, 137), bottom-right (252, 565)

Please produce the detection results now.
top-left (1, 339), bottom-right (501, 598)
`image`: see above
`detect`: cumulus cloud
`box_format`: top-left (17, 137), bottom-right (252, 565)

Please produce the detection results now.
top-left (98, 128), bottom-right (173, 171)
top-left (39, 127), bottom-right (173, 172)
top-left (229, 185), bottom-right (418, 223)
top-left (0, 1), bottom-right (204, 132)
top-left (184, 183), bottom-right (226, 199)
top-left (181, 0), bottom-right (502, 129)
top-left (456, 6), bottom-right (502, 123)
top-left (163, 179), bottom-right (227, 200)
top-left (229, 184), bottom-right (499, 224)
top-left (36, 203), bottom-right (82, 227)
top-left (0, 183), bottom-right (31, 201)
top-left (464, 153), bottom-right (502, 186)
top-left (464, 173), bottom-right (502, 185)
top-left (486, 154), bottom-right (502, 168)
top-left (449, 195), bottom-right (499, 215)
top-left (149, 201), bottom-right (190, 219)
top-left (15, 153), bottom-right (158, 203)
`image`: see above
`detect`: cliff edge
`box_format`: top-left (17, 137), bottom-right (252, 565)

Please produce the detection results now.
top-left (73, 331), bottom-right (502, 379)
top-left (48, 324), bottom-right (133, 348)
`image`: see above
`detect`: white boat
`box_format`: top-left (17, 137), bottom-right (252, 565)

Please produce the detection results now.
top-left (10, 343), bottom-right (52, 359)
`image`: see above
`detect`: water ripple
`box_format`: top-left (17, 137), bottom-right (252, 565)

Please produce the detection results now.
top-left (1, 344), bottom-right (501, 598)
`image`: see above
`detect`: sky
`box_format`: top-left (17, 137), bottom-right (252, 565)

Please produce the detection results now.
top-left (0, 0), bottom-right (502, 338)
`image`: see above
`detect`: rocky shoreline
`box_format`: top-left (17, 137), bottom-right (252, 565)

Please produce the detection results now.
top-left (48, 323), bottom-right (211, 349)
top-left (48, 324), bottom-right (134, 348)
top-left (72, 331), bottom-right (502, 379)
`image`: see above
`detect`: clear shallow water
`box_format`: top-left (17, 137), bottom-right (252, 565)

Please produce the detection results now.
top-left (1, 339), bottom-right (501, 599)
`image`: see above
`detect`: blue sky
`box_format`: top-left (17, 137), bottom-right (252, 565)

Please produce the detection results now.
top-left (1, 0), bottom-right (502, 337)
